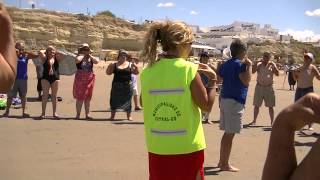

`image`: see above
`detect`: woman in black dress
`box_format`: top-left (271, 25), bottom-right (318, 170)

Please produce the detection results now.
top-left (106, 50), bottom-right (139, 120)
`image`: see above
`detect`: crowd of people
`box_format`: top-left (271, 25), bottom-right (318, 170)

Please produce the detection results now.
top-left (1, 3), bottom-right (320, 180)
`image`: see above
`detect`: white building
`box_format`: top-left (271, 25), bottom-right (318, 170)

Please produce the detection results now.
top-left (189, 25), bottom-right (201, 33)
top-left (194, 21), bottom-right (286, 49)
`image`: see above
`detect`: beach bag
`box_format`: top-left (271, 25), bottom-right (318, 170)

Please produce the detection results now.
top-left (0, 94), bottom-right (7, 109)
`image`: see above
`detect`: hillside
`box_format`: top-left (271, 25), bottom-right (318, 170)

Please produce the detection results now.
top-left (7, 7), bottom-right (146, 53)
top-left (247, 40), bottom-right (320, 64)
top-left (7, 7), bottom-right (319, 63)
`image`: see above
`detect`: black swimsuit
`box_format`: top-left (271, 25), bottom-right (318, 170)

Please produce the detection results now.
top-left (42, 58), bottom-right (60, 84)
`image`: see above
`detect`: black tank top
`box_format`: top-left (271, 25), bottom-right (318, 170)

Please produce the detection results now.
top-left (43, 58), bottom-right (59, 79)
top-left (112, 63), bottom-right (132, 83)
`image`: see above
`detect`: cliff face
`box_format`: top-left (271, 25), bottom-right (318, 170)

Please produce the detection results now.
top-left (7, 7), bottom-right (319, 63)
top-left (7, 7), bottom-right (146, 53)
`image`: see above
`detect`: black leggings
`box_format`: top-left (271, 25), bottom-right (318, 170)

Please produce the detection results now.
top-left (42, 75), bottom-right (59, 84)
top-left (37, 78), bottom-right (42, 92)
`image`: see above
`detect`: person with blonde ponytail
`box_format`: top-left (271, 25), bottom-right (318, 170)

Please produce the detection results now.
top-left (140, 21), bottom-right (217, 180)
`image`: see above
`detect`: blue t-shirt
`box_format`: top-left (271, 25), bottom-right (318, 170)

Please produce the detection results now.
top-left (218, 58), bottom-right (248, 104)
top-left (16, 56), bottom-right (28, 80)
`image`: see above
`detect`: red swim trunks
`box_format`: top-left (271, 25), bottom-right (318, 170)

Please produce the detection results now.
top-left (148, 150), bottom-right (205, 180)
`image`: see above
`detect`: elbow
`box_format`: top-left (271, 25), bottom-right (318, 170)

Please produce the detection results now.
top-left (0, 71), bottom-right (15, 93)
top-left (106, 71), bottom-right (112, 75)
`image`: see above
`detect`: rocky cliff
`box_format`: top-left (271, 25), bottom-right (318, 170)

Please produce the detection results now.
top-left (7, 7), bottom-right (146, 53)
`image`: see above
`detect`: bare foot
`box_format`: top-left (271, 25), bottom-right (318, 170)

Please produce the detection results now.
top-left (247, 121), bottom-right (256, 126)
top-left (22, 112), bottom-right (30, 118)
top-left (2, 111), bottom-right (9, 117)
top-left (134, 107), bottom-right (142, 111)
top-left (86, 115), bottom-right (93, 120)
top-left (53, 114), bottom-right (60, 120)
top-left (219, 164), bottom-right (240, 172)
top-left (205, 120), bottom-right (213, 124)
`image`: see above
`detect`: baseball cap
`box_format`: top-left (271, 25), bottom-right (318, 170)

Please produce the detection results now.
top-left (304, 52), bottom-right (314, 61)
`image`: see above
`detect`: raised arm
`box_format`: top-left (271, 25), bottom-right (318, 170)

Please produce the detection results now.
top-left (89, 54), bottom-right (99, 64)
top-left (0, 3), bottom-right (17, 93)
top-left (252, 61), bottom-right (259, 74)
top-left (293, 68), bottom-right (300, 81)
top-left (26, 51), bottom-right (39, 59)
top-left (38, 50), bottom-right (47, 64)
top-left (131, 62), bottom-right (139, 75)
top-left (106, 62), bottom-right (115, 75)
top-left (262, 93), bottom-right (320, 180)
top-left (239, 58), bottom-right (252, 87)
top-left (271, 61), bottom-right (280, 76)
top-left (55, 50), bottom-right (66, 62)
top-left (312, 65), bottom-right (320, 80)
top-left (191, 64), bottom-right (217, 112)
top-left (75, 55), bottom-right (83, 64)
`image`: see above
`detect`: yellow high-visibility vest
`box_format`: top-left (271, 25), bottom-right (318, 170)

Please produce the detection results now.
top-left (141, 58), bottom-right (206, 155)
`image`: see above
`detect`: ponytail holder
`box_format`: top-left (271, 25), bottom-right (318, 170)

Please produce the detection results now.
top-left (156, 29), bottom-right (161, 42)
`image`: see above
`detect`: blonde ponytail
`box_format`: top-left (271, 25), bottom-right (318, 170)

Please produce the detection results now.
top-left (141, 21), bottom-right (194, 67)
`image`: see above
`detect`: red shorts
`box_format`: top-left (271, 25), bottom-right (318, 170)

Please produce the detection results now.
top-left (148, 150), bottom-right (205, 180)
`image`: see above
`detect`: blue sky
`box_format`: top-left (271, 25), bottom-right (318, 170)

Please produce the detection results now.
top-left (4, 0), bottom-right (320, 42)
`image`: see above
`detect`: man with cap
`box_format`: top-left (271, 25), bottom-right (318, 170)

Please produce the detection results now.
top-left (249, 52), bottom-right (279, 126)
top-left (293, 53), bottom-right (320, 101)
top-left (293, 52), bottom-right (320, 130)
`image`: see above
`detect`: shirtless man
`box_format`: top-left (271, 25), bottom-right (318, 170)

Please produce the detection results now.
top-left (0, 3), bottom-right (16, 93)
top-left (249, 52), bottom-right (279, 126)
top-left (293, 52), bottom-right (320, 130)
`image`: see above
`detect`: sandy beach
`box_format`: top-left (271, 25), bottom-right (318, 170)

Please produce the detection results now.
top-left (0, 62), bottom-right (319, 180)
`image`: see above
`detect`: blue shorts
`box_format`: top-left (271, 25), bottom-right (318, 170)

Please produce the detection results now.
top-left (294, 87), bottom-right (314, 102)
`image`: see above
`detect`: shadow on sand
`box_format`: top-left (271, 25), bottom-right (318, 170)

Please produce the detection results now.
top-left (294, 141), bottom-right (314, 147)
top-left (112, 121), bottom-right (144, 125)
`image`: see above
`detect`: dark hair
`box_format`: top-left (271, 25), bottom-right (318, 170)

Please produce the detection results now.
top-left (230, 39), bottom-right (247, 58)
top-left (199, 51), bottom-right (209, 58)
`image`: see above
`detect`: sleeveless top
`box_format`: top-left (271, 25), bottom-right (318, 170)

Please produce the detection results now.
top-left (76, 57), bottom-right (93, 72)
top-left (112, 63), bottom-right (132, 83)
top-left (141, 58), bottom-right (205, 155)
top-left (43, 58), bottom-right (60, 79)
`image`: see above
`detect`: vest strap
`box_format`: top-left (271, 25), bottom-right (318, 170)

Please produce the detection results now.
top-left (149, 88), bottom-right (184, 95)
top-left (151, 128), bottom-right (187, 136)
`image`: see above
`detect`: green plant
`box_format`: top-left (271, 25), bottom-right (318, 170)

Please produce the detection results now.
top-left (96, 10), bottom-right (116, 18)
